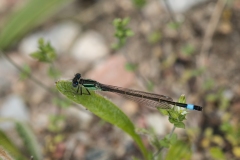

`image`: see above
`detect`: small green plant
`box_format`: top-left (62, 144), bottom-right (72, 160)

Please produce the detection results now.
top-left (148, 31), bottom-right (162, 44)
top-left (159, 95), bottom-right (188, 129)
top-left (132, 0), bottom-right (146, 8)
top-left (30, 38), bottom-right (60, 79)
top-left (181, 43), bottom-right (195, 56)
top-left (112, 17), bottom-right (134, 50)
top-left (167, 22), bottom-right (181, 30)
top-left (29, 38), bottom-right (71, 107)
top-left (0, 0), bottom-right (70, 50)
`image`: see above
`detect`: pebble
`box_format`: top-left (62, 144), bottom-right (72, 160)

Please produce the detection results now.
top-left (145, 113), bottom-right (168, 135)
top-left (0, 94), bottom-right (29, 130)
top-left (19, 21), bottom-right (81, 55)
top-left (160, 0), bottom-right (207, 13)
top-left (65, 107), bottom-right (93, 130)
top-left (70, 30), bottom-right (109, 62)
top-left (86, 54), bottom-right (135, 87)
top-left (85, 149), bottom-right (112, 160)
top-left (0, 57), bottom-right (18, 89)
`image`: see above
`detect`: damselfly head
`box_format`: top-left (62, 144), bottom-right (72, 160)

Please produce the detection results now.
top-left (72, 73), bottom-right (81, 87)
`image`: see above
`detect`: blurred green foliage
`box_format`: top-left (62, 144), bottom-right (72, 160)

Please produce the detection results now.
top-left (15, 122), bottom-right (42, 160)
top-left (112, 17), bottom-right (134, 49)
top-left (165, 140), bottom-right (192, 160)
top-left (20, 64), bottom-right (31, 80)
top-left (0, 0), bottom-right (72, 50)
top-left (125, 63), bottom-right (138, 71)
top-left (30, 38), bottom-right (57, 63)
top-left (159, 95), bottom-right (188, 129)
top-left (132, 0), bottom-right (146, 8)
top-left (48, 115), bottom-right (65, 133)
top-left (148, 31), bottom-right (162, 44)
top-left (167, 22), bottom-right (181, 30)
top-left (181, 43), bottom-right (195, 56)
top-left (0, 130), bottom-right (26, 160)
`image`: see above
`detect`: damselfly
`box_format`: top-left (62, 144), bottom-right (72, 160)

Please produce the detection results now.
top-left (72, 73), bottom-right (202, 111)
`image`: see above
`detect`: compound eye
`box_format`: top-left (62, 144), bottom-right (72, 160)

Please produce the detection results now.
top-left (75, 73), bottom-right (81, 79)
top-left (72, 82), bottom-right (78, 87)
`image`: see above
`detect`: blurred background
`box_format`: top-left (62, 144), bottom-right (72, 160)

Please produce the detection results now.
top-left (0, 0), bottom-right (240, 159)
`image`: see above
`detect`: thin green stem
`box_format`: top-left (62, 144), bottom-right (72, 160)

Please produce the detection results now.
top-left (153, 125), bottom-right (176, 159)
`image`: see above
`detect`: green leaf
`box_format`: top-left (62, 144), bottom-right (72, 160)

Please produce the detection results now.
top-left (165, 140), bottom-right (191, 160)
top-left (169, 133), bottom-right (178, 145)
top-left (174, 122), bottom-right (185, 129)
top-left (160, 138), bottom-right (170, 148)
top-left (178, 95), bottom-right (186, 103)
top-left (158, 108), bottom-right (169, 115)
top-left (0, 0), bottom-right (73, 50)
top-left (178, 114), bottom-right (186, 121)
top-left (15, 122), bottom-right (42, 160)
top-left (168, 110), bottom-right (178, 119)
top-left (56, 80), bottom-right (149, 159)
top-left (209, 147), bottom-right (225, 160)
top-left (168, 117), bottom-right (176, 124)
top-left (113, 18), bottom-right (121, 27)
top-left (122, 17), bottom-right (130, 26)
top-left (0, 130), bottom-right (26, 160)
top-left (126, 30), bottom-right (135, 37)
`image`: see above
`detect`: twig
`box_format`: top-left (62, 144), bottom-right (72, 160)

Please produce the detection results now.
top-left (198, 0), bottom-right (227, 67)
top-left (161, 0), bottom-right (177, 25)
top-left (0, 51), bottom-right (55, 94)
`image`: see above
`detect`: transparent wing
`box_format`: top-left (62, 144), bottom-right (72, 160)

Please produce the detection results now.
top-left (99, 84), bottom-right (173, 109)
top-left (120, 94), bottom-right (172, 109)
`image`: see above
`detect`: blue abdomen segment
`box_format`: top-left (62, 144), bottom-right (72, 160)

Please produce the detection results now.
top-left (187, 104), bottom-right (194, 110)
top-left (186, 104), bottom-right (202, 111)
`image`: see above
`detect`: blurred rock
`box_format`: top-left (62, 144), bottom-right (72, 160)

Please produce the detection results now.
top-left (161, 0), bottom-right (207, 13)
top-left (71, 30), bottom-right (109, 62)
top-left (145, 114), bottom-right (168, 135)
top-left (65, 107), bottom-right (93, 130)
top-left (86, 54), bottom-right (135, 87)
top-left (85, 149), bottom-right (113, 160)
top-left (19, 21), bottom-right (81, 55)
top-left (0, 94), bottom-right (29, 130)
top-left (143, 1), bottom-right (163, 18)
top-left (121, 100), bottom-right (139, 117)
top-left (0, 57), bottom-right (17, 89)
